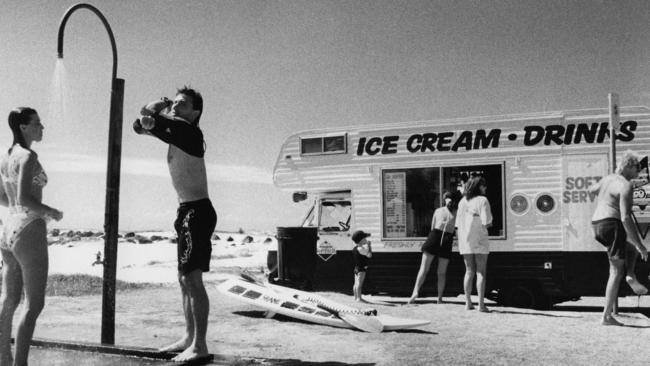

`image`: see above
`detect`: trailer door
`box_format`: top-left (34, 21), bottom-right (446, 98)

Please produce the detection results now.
top-left (562, 154), bottom-right (609, 251)
top-left (317, 192), bottom-right (352, 253)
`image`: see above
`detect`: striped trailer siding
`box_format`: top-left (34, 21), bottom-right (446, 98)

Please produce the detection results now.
top-left (508, 156), bottom-right (563, 252)
top-left (352, 185), bottom-right (382, 238)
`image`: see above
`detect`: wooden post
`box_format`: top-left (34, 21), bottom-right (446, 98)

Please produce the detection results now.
top-left (609, 93), bottom-right (619, 173)
top-left (101, 77), bottom-right (124, 344)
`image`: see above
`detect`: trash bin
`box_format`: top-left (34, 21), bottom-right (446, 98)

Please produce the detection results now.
top-left (276, 227), bottom-right (318, 290)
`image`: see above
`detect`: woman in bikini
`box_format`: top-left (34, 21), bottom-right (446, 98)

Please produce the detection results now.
top-left (0, 107), bottom-right (63, 366)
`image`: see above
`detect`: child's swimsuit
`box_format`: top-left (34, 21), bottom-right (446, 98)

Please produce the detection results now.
top-left (0, 149), bottom-right (50, 250)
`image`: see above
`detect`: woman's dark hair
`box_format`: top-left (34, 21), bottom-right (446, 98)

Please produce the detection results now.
top-left (8, 107), bottom-right (36, 153)
top-left (464, 176), bottom-right (486, 201)
top-left (443, 191), bottom-right (460, 211)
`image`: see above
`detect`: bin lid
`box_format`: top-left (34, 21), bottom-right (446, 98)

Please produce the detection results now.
top-left (276, 226), bottom-right (318, 238)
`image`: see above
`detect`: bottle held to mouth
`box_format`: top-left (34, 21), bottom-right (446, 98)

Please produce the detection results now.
top-left (140, 97), bottom-right (172, 116)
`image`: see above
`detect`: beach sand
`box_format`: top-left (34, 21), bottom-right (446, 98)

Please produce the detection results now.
top-left (32, 285), bottom-right (650, 365)
top-left (7, 232), bottom-right (650, 364)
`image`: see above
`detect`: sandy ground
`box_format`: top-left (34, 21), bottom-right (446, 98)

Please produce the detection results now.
top-left (26, 278), bottom-right (650, 366)
top-left (7, 233), bottom-right (650, 365)
top-left (27, 348), bottom-right (175, 366)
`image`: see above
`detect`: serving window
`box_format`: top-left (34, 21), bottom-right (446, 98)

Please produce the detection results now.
top-left (381, 163), bottom-right (505, 239)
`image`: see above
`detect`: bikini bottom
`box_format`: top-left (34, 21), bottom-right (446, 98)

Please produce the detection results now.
top-left (0, 208), bottom-right (49, 251)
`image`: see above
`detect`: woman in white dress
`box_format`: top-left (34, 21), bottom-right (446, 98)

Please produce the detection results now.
top-left (456, 176), bottom-right (492, 312)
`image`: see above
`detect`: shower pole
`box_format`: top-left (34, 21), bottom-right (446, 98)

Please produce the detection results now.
top-left (57, 3), bottom-right (124, 345)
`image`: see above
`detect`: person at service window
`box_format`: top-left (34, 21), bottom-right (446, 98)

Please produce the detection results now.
top-left (456, 176), bottom-right (492, 312)
top-left (407, 191), bottom-right (460, 305)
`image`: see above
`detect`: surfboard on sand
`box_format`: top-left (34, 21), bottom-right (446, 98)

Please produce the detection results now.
top-left (216, 278), bottom-right (430, 331)
top-left (238, 271), bottom-right (383, 333)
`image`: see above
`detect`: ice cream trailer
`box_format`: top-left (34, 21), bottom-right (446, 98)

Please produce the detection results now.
top-left (269, 106), bottom-right (650, 309)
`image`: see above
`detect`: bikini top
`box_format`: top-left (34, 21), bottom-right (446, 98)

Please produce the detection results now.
top-left (32, 167), bottom-right (48, 187)
top-left (0, 147), bottom-right (48, 188)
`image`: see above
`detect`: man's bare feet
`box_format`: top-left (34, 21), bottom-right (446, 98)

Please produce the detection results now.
top-left (406, 296), bottom-right (417, 305)
top-left (479, 306), bottom-right (490, 313)
top-left (436, 298), bottom-right (444, 304)
top-left (159, 338), bottom-right (192, 353)
top-left (625, 276), bottom-right (648, 295)
top-left (601, 315), bottom-right (623, 326)
top-left (355, 298), bottom-right (370, 304)
top-left (172, 345), bottom-right (210, 363)
top-left (465, 304), bottom-right (475, 310)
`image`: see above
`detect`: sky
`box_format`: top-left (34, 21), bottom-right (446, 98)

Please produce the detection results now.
top-left (2, 0), bottom-right (650, 232)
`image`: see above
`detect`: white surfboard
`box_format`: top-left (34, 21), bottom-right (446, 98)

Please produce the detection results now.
top-left (265, 282), bottom-right (430, 330)
top-left (217, 278), bottom-right (430, 331)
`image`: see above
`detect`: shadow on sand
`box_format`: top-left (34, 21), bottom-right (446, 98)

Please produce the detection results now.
top-left (246, 361), bottom-right (375, 366)
top-left (615, 324), bottom-right (650, 329)
top-left (234, 310), bottom-right (313, 325)
top-left (232, 310), bottom-right (437, 334)
top-left (554, 304), bottom-right (650, 318)
top-left (29, 340), bottom-right (375, 366)
top-left (383, 328), bottom-right (437, 334)
top-left (487, 309), bottom-right (582, 318)
top-left (397, 299), bottom-right (454, 306)
top-left (398, 297), bottom-right (650, 320)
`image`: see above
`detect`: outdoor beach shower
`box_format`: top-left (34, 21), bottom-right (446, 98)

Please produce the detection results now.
top-left (57, 3), bottom-right (123, 345)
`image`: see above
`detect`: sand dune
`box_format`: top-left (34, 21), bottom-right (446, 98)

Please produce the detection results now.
top-left (47, 231), bottom-right (274, 283)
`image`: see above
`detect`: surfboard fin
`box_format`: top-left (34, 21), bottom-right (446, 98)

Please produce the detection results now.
top-left (239, 268), bottom-right (265, 286)
top-left (296, 294), bottom-right (383, 333)
top-left (314, 304), bottom-right (383, 333)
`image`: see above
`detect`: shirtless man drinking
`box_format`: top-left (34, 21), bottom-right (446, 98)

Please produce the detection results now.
top-left (134, 87), bottom-right (217, 361)
top-left (590, 151), bottom-right (648, 326)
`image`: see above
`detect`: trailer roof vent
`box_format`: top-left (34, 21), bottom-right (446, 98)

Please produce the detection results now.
top-left (535, 194), bottom-right (555, 214)
top-left (509, 194), bottom-right (529, 215)
top-left (300, 134), bottom-right (347, 155)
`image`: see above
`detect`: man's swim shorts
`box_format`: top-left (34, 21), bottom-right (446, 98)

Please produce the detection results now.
top-left (592, 218), bottom-right (627, 260)
top-left (174, 198), bottom-right (217, 274)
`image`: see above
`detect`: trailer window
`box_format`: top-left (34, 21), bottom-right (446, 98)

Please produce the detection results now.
top-left (319, 200), bottom-right (352, 232)
top-left (301, 138), bottom-right (322, 154)
top-left (381, 163), bottom-right (505, 239)
top-left (442, 164), bottom-right (505, 237)
top-left (301, 135), bottom-right (347, 155)
top-left (382, 168), bottom-right (440, 238)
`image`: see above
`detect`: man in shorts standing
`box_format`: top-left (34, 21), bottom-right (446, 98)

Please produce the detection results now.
top-left (134, 87), bottom-right (217, 361)
top-left (591, 151), bottom-right (648, 325)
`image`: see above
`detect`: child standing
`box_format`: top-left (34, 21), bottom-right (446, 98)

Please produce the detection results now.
top-left (351, 230), bottom-right (372, 302)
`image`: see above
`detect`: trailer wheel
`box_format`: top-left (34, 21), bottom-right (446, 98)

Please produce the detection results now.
top-left (499, 283), bottom-right (550, 310)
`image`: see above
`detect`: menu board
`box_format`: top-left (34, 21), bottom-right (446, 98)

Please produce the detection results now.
top-left (383, 172), bottom-right (407, 237)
